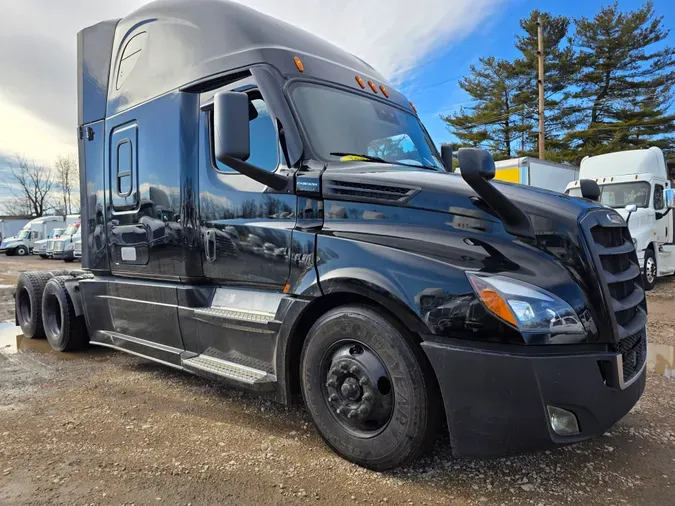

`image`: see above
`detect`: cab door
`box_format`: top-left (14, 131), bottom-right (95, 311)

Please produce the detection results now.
top-left (198, 78), bottom-right (296, 288)
top-left (653, 180), bottom-right (668, 244)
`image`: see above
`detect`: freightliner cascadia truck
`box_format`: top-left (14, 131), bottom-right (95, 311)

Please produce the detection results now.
top-left (15, 0), bottom-right (672, 470)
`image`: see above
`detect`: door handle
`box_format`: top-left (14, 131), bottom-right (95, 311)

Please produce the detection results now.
top-left (204, 229), bottom-right (217, 263)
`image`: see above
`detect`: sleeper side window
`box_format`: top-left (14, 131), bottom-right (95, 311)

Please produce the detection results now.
top-left (110, 122), bottom-right (139, 211)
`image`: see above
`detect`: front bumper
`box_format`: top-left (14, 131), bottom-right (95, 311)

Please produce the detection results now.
top-left (53, 249), bottom-right (74, 260)
top-left (421, 337), bottom-right (646, 457)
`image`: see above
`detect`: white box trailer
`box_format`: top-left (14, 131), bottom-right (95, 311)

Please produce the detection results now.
top-left (494, 157), bottom-right (579, 193)
top-left (0, 217), bottom-right (31, 242)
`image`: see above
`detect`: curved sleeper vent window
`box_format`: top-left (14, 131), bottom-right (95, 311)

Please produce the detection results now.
top-left (324, 180), bottom-right (419, 204)
top-left (116, 32), bottom-right (147, 90)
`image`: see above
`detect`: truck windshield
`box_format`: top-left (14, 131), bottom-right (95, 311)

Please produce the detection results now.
top-left (289, 83), bottom-right (444, 170)
top-left (64, 224), bottom-right (80, 235)
top-left (18, 230), bottom-right (30, 240)
top-left (50, 228), bottom-right (65, 238)
top-left (567, 181), bottom-right (651, 208)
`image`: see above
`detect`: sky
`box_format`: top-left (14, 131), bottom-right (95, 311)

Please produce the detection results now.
top-left (0, 0), bottom-right (673, 210)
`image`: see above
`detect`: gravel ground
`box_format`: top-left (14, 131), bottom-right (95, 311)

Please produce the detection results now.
top-left (0, 256), bottom-right (673, 506)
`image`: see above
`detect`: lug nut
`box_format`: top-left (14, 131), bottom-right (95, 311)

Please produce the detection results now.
top-left (347, 410), bottom-right (355, 419)
top-left (362, 392), bottom-right (373, 401)
top-left (359, 377), bottom-right (370, 386)
top-left (328, 393), bottom-right (338, 402)
top-left (340, 362), bottom-right (349, 371)
top-left (326, 379), bottom-right (336, 388)
top-left (349, 365), bottom-right (359, 374)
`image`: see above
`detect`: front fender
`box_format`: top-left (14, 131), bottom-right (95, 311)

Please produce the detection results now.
top-left (316, 234), bottom-right (473, 336)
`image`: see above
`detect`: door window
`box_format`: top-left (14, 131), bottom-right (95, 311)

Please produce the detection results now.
top-left (213, 94), bottom-right (279, 173)
top-left (654, 184), bottom-right (665, 210)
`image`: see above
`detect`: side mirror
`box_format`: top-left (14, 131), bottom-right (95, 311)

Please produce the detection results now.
top-left (213, 91), bottom-right (250, 162)
top-left (212, 91), bottom-right (289, 191)
top-left (665, 188), bottom-right (675, 209)
top-left (579, 179), bottom-right (600, 202)
top-left (458, 148), bottom-right (495, 180)
top-left (624, 204), bottom-right (637, 224)
top-left (440, 144), bottom-right (453, 172)
top-left (458, 148), bottom-right (534, 239)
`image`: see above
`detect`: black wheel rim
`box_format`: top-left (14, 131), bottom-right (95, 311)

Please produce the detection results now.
top-left (320, 340), bottom-right (394, 438)
top-left (44, 293), bottom-right (62, 338)
top-left (18, 287), bottom-right (32, 325)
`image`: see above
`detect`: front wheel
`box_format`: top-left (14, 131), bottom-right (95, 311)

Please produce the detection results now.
top-left (300, 305), bottom-right (440, 470)
top-left (15, 245), bottom-right (28, 256)
top-left (643, 249), bottom-right (657, 291)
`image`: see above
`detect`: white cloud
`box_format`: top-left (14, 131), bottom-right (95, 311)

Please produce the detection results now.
top-left (0, 0), bottom-right (500, 163)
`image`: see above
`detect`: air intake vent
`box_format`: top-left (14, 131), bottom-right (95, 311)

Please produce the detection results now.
top-left (324, 179), bottom-right (419, 204)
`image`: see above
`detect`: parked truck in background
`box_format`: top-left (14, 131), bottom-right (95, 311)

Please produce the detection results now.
top-left (566, 147), bottom-right (674, 290)
top-left (15, 0), bottom-right (672, 470)
top-left (52, 222), bottom-right (82, 262)
top-left (1, 216), bottom-right (67, 256)
top-left (34, 228), bottom-right (66, 258)
top-left (494, 157), bottom-right (579, 193)
top-left (0, 217), bottom-right (31, 244)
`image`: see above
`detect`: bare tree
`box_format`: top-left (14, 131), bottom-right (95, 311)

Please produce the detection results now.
top-left (1, 155), bottom-right (54, 217)
top-left (55, 154), bottom-right (79, 215)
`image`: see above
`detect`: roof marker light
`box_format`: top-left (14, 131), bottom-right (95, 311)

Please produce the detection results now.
top-left (409, 101), bottom-right (417, 114)
top-left (293, 56), bottom-right (304, 72)
top-left (367, 80), bottom-right (378, 93)
top-left (355, 75), bottom-right (365, 89)
top-left (379, 85), bottom-right (389, 98)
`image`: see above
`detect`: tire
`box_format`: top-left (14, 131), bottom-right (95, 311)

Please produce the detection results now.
top-left (643, 249), bottom-right (657, 291)
top-left (41, 276), bottom-right (88, 352)
top-left (300, 305), bottom-right (440, 470)
top-left (15, 245), bottom-right (28, 256)
top-left (5, 249), bottom-right (14, 256)
top-left (15, 271), bottom-right (58, 338)
top-left (39, 254), bottom-right (48, 259)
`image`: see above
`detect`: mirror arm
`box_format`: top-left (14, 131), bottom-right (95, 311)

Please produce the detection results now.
top-left (218, 153), bottom-right (291, 191)
top-left (462, 169), bottom-right (535, 239)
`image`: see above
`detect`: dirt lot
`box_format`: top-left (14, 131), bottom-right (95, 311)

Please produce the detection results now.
top-left (0, 255), bottom-right (673, 506)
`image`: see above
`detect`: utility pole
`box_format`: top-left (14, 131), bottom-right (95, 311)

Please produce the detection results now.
top-left (537, 15), bottom-right (545, 159)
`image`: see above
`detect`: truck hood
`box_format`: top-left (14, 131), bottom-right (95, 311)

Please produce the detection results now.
top-left (321, 163), bottom-right (600, 229)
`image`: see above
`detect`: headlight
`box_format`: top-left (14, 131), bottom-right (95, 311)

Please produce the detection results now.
top-left (467, 272), bottom-right (585, 335)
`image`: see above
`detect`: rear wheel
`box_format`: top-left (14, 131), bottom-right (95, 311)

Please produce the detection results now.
top-left (643, 249), bottom-right (657, 291)
top-left (300, 305), bottom-right (439, 470)
top-left (41, 276), bottom-right (88, 352)
top-left (15, 271), bottom-right (58, 338)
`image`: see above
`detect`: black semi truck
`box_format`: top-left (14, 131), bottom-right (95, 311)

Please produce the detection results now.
top-left (15, 0), bottom-right (653, 470)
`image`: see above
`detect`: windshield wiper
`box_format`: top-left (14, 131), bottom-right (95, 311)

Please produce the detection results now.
top-left (329, 152), bottom-right (388, 163)
top-left (329, 152), bottom-right (440, 171)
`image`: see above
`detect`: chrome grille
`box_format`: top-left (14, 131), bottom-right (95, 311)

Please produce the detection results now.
top-left (47, 240), bottom-right (55, 250)
top-left (582, 211), bottom-right (647, 384)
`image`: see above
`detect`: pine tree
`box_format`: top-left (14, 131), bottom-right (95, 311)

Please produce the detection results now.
top-left (441, 57), bottom-right (528, 160)
top-left (564, 1), bottom-right (675, 162)
top-left (512, 11), bottom-right (576, 159)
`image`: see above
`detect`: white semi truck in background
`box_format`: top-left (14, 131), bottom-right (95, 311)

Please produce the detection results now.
top-left (566, 147), bottom-right (674, 290)
top-left (494, 157), bottom-right (579, 193)
top-left (0, 215), bottom-right (79, 256)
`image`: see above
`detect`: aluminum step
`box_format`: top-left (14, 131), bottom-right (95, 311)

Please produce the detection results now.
top-left (182, 354), bottom-right (275, 390)
top-left (192, 306), bottom-right (276, 324)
